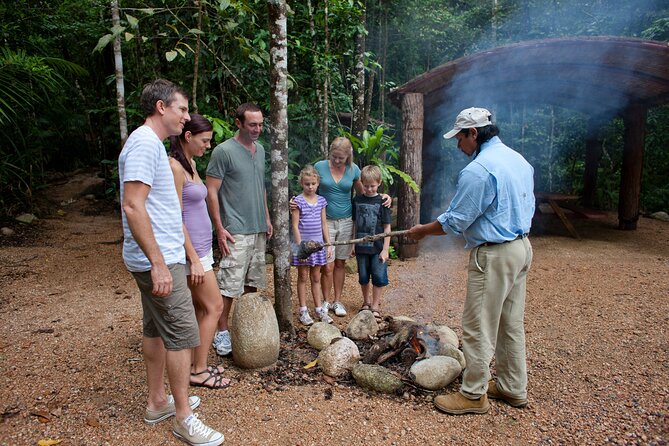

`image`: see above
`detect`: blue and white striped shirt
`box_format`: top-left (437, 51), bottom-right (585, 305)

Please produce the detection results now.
top-left (437, 136), bottom-right (535, 249)
top-left (119, 125), bottom-right (185, 272)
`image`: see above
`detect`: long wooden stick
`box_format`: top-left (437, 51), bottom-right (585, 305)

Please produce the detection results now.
top-left (323, 229), bottom-right (410, 247)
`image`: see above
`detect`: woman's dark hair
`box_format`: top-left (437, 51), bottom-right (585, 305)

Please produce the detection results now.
top-left (169, 114), bottom-right (213, 177)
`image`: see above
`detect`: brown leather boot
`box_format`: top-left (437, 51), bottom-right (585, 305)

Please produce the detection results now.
top-left (433, 392), bottom-right (490, 415)
top-left (487, 380), bottom-right (528, 408)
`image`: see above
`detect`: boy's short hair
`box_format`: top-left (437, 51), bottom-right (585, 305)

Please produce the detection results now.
top-left (360, 165), bottom-right (382, 184)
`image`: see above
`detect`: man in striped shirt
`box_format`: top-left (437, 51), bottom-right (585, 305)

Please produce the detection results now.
top-left (119, 79), bottom-right (224, 445)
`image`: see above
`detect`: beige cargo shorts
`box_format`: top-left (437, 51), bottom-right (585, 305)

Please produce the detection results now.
top-left (216, 232), bottom-right (267, 297)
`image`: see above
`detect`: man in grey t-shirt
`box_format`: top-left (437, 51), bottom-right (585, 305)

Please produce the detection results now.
top-left (206, 102), bottom-right (273, 356)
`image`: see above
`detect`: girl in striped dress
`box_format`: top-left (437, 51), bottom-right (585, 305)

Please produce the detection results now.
top-left (291, 166), bottom-right (334, 325)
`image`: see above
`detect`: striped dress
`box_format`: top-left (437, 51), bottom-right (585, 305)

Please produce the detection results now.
top-left (291, 194), bottom-right (328, 266)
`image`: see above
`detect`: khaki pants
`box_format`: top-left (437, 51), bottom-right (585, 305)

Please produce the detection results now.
top-left (460, 237), bottom-right (533, 400)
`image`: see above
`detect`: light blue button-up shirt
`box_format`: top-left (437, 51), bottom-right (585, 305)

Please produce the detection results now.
top-left (437, 136), bottom-right (535, 248)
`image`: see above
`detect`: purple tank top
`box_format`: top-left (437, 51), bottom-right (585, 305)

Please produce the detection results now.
top-left (182, 180), bottom-right (212, 258)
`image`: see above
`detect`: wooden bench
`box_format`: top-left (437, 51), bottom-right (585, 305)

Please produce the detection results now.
top-left (534, 192), bottom-right (581, 239)
top-left (558, 203), bottom-right (608, 220)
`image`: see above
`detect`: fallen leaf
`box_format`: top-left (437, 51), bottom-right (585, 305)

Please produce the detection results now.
top-left (303, 359), bottom-right (318, 369)
top-left (322, 375), bottom-right (336, 385)
top-left (30, 410), bottom-right (51, 423)
top-left (38, 440), bottom-right (63, 446)
top-left (86, 416), bottom-right (100, 427)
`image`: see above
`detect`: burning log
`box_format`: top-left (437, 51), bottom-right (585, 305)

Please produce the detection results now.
top-left (294, 230), bottom-right (410, 259)
top-left (363, 318), bottom-right (442, 368)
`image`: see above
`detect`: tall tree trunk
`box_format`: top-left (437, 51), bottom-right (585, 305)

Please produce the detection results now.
top-left (548, 106), bottom-right (555, 191)
top-left (364, 69), bottom-right (375, 126)
top-left (111, 0), bottom-right (128, 147)
top-left (492, 0), bottom-right (498, 44)
top-left (267, 0), bottom-right (293, 335)
top-left (308, 0), bottom-right (328, 157)
top-left (379, 3), bottom-right (387, 122)
top-left (321, 0), bottom-right (330, 157)
top-left (351, 1), bottom-right (367, 138)
top-left (191, 0), bottom-right (203, 113)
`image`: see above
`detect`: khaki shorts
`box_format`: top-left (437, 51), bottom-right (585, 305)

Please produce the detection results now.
top-left (216, 233), bottom-right (267, 297)
top-left (327, 218), bottom-right (354, 261)
top-left (132, 264), bottom-right (200, 351)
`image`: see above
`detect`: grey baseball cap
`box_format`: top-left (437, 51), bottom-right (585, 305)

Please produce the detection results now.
top-left (443, 107), bottom-right (492, 139)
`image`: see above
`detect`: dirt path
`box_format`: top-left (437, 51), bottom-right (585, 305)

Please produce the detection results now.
top-left (0, 173), bottom-right (667, 445)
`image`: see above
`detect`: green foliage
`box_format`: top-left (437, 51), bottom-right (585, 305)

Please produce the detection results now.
top-left (388, 244), bottom-right (398, 260)
top-left (341, 125), bottom-right (420, 194)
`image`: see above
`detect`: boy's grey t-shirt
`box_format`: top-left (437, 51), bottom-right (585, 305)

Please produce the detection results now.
top-left (206, 137), bottom-right (267, 235)
top-left (352, 194), bottom-right (392, 254)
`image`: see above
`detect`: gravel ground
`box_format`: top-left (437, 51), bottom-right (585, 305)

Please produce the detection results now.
top-left (0, 173), bottom-right (667, 446)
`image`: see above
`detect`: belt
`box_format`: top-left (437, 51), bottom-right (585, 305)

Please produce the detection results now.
top-left (479, 233), bottom-right (529, 247)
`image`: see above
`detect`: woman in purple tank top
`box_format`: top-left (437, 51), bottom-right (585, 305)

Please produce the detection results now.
top-left (169, 114), bottom-right (229, 389)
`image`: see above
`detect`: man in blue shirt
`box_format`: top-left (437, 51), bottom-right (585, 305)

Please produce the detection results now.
top-left (408, 107), bottom-right (535, 415)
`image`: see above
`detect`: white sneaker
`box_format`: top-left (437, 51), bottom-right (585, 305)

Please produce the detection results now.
top-left (144, 395), bottom-right (201, 425)
top-left (173, 413), bottom-right (224, 446)
top-left (321, 301), bottom-right (330, 312)
top-left (299, 309), bottom-right (314, 326)
top-left (211, 331), bottom-right (225, 349)
top-left (331, 302), bottom-right (347, 317)
top-left (214, 331), bottom-right (232, 356)
top-left (316, 307), bottom-right (333, 324)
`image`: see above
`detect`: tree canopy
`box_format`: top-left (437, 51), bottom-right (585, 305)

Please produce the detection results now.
top-left (0, 0), bottom-right (667, 216)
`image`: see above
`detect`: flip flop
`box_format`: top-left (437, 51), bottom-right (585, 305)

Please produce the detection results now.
top-left (190, 369), bottom-right (231, 389)
top-left (359, 305), bottom-right (371, 312)
top-left (371, 310), bottom-right (382, 322)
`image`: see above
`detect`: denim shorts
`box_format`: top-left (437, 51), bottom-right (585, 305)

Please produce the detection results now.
top-left (356, 253), bottom-right (388, 287)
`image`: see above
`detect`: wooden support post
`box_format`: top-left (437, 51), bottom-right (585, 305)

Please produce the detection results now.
top-left (582, 120), bottom-right (603, 209)
top-left (618, 105), bottom-right (646, 230)
top-left (398, 93), bottom-right (423, 258)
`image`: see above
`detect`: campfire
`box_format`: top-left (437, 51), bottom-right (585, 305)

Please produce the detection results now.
top-left (312, 313), bottom-right (465, 393)
top-left (363, 319), bottom-right (441, 367)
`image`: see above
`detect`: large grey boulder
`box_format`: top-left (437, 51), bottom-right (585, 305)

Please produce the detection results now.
top-left (352, 363), bottom-right (403, 394)
top-left (15, 213), bottom-right (37, 224)
top-left (1, 227), bottom-right (15, 236)
top-left (346, 310), bottom-right (379, 340)
top-left (230, 293), bottom-right (280, 369)
top-left (436, 343), bottom-right (466, 369)
top-left (427, 323), bottom-right (459, 348)
top-left (409, 356), bottom-right (462, 390)
top-left (650, 211), bottom-right (669, 222)
top-left (307, 322), bottom-right (342, 350)
top-left (318, 337), bottom-right (360, 377)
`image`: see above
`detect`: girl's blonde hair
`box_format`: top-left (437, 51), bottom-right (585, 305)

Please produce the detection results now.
top-left (329, 136), bottom-right (353, 166)
top-left (298, 164), bottom-right (320, 183)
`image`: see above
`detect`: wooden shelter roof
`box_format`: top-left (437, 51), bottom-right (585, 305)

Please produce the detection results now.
top-left (389, 37), bottom-right (669, 120)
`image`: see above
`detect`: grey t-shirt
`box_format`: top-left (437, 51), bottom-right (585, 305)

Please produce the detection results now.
top-left (206, 137), bottom-right (267, 235)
